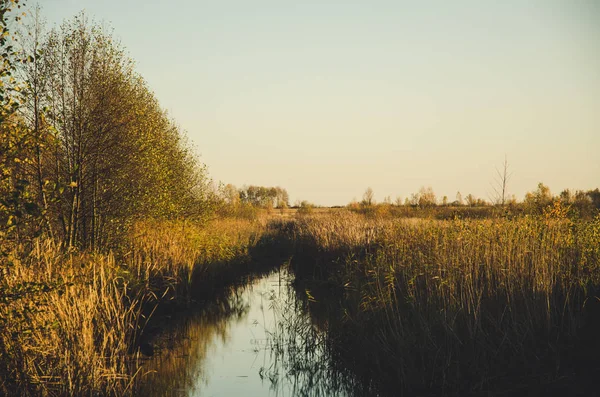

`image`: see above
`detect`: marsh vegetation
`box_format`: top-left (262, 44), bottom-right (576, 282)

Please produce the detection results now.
top-left (2, 2), bottom-right (600, 396)
top-left (275, 211), bottom-right (600, 395)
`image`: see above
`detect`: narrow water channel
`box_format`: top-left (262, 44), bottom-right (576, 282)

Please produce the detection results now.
top-left (136, 267), bottom-right (356, 397)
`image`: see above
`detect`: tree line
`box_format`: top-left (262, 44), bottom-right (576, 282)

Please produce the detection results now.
top-left (1, 6), bottom-right (213, 251)
top-left (221, 184), bottom-right (289, 208)
top-left (352, 184), bottom-right (600, 218)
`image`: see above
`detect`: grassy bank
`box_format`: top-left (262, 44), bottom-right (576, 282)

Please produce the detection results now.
top-left (277, 211), bottom-right (600, 395)
top-left (0, 218), bottom-right (267, 396)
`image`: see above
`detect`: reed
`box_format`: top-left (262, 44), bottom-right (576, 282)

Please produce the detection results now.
top-left (0, 218), bottom-right (266, 396)
top-left (279, 210), bottom-right (600, 395)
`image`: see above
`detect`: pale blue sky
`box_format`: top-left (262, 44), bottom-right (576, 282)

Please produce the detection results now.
top-left (41, 0), bottom-right (599, 206)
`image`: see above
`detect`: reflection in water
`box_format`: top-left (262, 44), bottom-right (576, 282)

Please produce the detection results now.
top-left (136, 267), bottom-right (363, 397)
top-left (136, 287), bottom-right (250, 396)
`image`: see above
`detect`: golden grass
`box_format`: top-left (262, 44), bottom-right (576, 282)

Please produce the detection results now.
top-left (282, 210), bottom-right (600, 393)
top-left (0, 217), bottom-right (266, 396)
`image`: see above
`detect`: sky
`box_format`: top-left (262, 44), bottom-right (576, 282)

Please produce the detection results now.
top-left (41, 0), bottom-right (599, 206)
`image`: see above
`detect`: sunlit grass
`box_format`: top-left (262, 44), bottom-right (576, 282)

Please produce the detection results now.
top-left (0, 218), bottom-right (266, 396)
top-left (279, 210), bottom-right (600, 394)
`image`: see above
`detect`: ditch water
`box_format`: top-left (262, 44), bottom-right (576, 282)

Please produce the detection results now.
top-left (136, 267), bottom-right (359, 397)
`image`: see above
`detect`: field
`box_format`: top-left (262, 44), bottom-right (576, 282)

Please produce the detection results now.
top-left (1, 3), bottom-right (598, 395)
top-left (272, 210), bottom-right (600, 395)
top-left (2, 208), bottom-right (600, 395)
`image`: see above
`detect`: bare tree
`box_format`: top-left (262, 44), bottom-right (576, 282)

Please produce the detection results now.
top-left (490, 155), bottom-right (512, 206)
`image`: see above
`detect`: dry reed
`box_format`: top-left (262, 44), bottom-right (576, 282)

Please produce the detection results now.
top-left (282, 210), bottom-right (600, 394)
top-left (0, 218), bottom-right (265, 396)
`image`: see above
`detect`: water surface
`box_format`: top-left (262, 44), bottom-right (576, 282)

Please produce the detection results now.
top-left (137, 268), bottom-right (354, 397)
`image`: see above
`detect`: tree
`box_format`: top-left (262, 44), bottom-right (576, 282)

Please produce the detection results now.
top-left (455, 191), bottom-right (463, 206)
top-left (0, 0), bottom-right (42, 247)
top-left (222, 183), bottom-right (240, 206)
top-left (559, 189), bottom-right (573, 204)
top-left (524, 183), bottom-right (552, 206)
top-left (587, 188), bottom-right (600, 210)
top-left (362, 187), bottom-right (374, 206)
top-left (465, 194), bottom-right (476, 207)
top-left (409, 193), bottom-right (419, 206)
top-left (490, 155), bottom-right (511, 206)
top-left (418, 186), bottom-right (436, 207)
top-left (8, 12), bottom-right (213, 249)
top-left (524, 183), bottom-right (553, 214)
top-left (238, 185), bottom-right (288, 208)
top-left (275, 186), bottom-right (289, 209)
top-left (297, 200), bottom-right (314, 215)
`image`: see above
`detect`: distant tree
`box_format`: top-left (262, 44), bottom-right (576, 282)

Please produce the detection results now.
top-left (490, 155), bottom-right (511, 206)
top-left (275, 186), bottom-right (289, 208)
top-left (362, 187), bottom-right (374, 206)
top-left (395, 196), bottom-right (403, 206)
top-left (574, 190), bottom-right (591, 205)
top-left (465, 194), bottom-right (476, 207)
top-left (383, 195), bottom-right (391, 205)
top-left (418, 186), bottom-right (436, 207)
top-left (277, 197), bottom-right (288, 210)
top-left (524, 183), bottom-right (552, 208)
top-left (455, 191), bottom-right (463, 206)
top-left (238, 185), bottom-right (289, 208)
top-left (409, 193), bottom-right (419, 206)
top-left (297, 200), bottom-right (314, 215)
top-left (222, 184), bottom-right (240, 206)
top-left (559, 189), bottom-right (573, 204)
top-left (587, 188), bottom-right (600, 210)
top-left (442, 196), bottom-right (448, 206)
top-left (524, 183), bottom-right (553, 214)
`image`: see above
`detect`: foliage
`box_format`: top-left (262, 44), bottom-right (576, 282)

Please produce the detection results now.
top-left (238, 184), bottom-right (289, 208)
top-left (524, 182), bottom-right (553, 213)
top-left (0, 7), bottom-right (225, 395)
top-left (0, 11), bottom-right (214, 251)
top-left (297, 200), bottom-right (315, 215)
top-left (0, 0), bottom-right (43, 251)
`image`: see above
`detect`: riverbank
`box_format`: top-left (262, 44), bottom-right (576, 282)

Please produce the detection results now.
top-left (275, 211), bottom-right (600, 395)
top-left (3, 210), bottom-right (599, 396)
top-left (0, 218), bottom-right (270, 396)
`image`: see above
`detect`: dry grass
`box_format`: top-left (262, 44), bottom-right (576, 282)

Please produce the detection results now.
top-left (0, 240), bottom-right (139, 396)
top-left (280, 210), bottom-right (600, 394)
top-left (0, 217), bottom-right (266, 396)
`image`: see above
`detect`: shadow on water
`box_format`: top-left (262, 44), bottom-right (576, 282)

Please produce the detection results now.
top-left (287, 267), bottom-right (600, 397)
top-left (134, 257), bottom-right (600, 396)
top-left (134, 264), bottom-right (379, 397)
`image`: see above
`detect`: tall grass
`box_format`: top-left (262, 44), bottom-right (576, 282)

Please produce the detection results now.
top-left (279, 211), bottom-right (600, 395)
top-left (0, 240), bottom-right (140, 396)
top-left (0, 218), bottom-right (266, 396)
